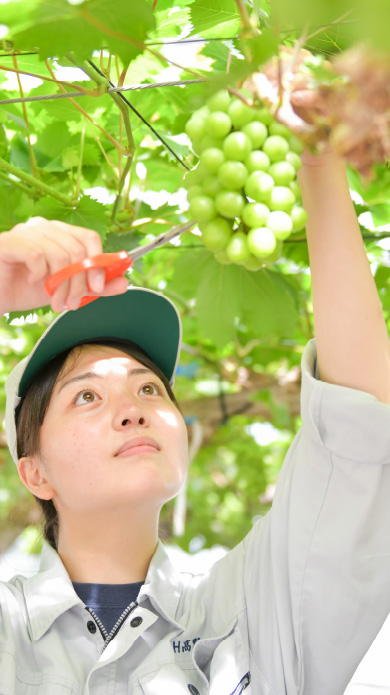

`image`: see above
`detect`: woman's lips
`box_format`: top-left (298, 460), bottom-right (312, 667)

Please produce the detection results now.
top-left (115, 437), bottom-right (160, 457)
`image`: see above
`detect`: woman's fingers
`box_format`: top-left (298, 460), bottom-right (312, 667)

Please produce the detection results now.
top-left (49, 220), bottom-right (105, 298)
top-left (0, 218), bottom-right (129, 313)
top-left (22, 218), bottom-right (105, 310)
top-left (101, 275), bottom-right (129, 297)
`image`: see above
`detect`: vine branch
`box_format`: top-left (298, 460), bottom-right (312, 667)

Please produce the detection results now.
top-left (44, 59), bottom-right (126, 156)
top-left (70, 55), bottom-right (135, 158)
top-left (0, 156), bottom-right (74, 206)
top-left (111, 157), bottom-right (132, 224)
top-left (0, 170), bottom-right (36, 196)
top-left (0, 62), bottom-right (102, 95)
top-left (87, 59), bottom-right (190, 169)
top-left (235, 0), bottom-right (252, 29)
top-left (12, 53), bottom-right (37, 178)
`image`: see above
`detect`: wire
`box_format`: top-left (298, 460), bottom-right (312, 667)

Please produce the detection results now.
top-left (0, 37), bottom-right (239, 58)
top-left (87, 60), bottom-right (191, 170)
top-left (0, 78), bottom-right (207, 106)
top-left (145, 36), bottom-right (239, 45)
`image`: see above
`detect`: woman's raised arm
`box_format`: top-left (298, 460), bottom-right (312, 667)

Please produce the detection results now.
top-left (299, 150), bottom-right (390, 404)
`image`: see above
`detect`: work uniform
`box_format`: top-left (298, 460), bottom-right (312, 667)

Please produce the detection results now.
top-left (1, 338), bottom-right (390, 695)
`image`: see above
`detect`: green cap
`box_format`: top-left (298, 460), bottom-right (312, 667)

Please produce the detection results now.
top-left (5, 287), bottom-right (181, 464)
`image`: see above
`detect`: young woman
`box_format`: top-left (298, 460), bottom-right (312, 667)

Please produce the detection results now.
top-left (1, 148), bottom-right (390, 695)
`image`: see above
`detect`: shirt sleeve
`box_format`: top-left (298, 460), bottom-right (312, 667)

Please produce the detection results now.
top-left (242, 337), bottom-right (390, 695)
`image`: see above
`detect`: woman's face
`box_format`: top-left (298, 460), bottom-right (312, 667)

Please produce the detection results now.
top-left (34, 345), bottom-right (189, 515)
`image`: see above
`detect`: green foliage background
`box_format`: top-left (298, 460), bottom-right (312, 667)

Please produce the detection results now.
top-left (1, 0), bottom-right (390, 555)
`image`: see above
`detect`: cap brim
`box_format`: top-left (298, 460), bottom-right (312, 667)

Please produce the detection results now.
top-left (18, 287), bottom-right (181, 398)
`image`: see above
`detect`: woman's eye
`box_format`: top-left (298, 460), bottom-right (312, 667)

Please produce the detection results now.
top-left (74, 390), bottom-right (98, 405)
top-left (139, 383), bottom-right (160, 396)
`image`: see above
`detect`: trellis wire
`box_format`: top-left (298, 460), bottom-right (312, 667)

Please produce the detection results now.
top-left (87, 60), bottom-right (191, 169)
top-left (0, 78), bottom-right (207, 106)
top-left (0, 37), bottom-right (239, 59)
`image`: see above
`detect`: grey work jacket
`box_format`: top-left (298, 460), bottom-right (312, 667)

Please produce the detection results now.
top-left (1, 338), bottom-right (390, 695)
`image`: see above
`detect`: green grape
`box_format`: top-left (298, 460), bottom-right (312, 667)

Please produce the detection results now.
top-left (263, 135), bottom-right (290, 162)
top-left (242, 202), bottom-right (270, 227)
top-left (199, 135), bottom-right (224, 152)
top-left (206, 111), bottom-right (232, 138)
top-left (191, 138), bottom-right (202, 155)
top-left (200, 147), bottom-right (226, 173)
top-left (207, 90), bottom-right (231, 112)
top-left (268, 186), bottom-right (296, 212)
top-left (245, 172), bottom-right (274, 202)
top-left (202, 175), bottom-right (223, 197)
top-left (253, 107), bottom-right (274, 125)
top-left (289, 135), bottom-right (304, 154)
top-left (187, 185), bottom-right (203, 201)
top-left (226, 231), bottom-right (250, 263)
top-left (201, 218), bottom-right (233, 251)
top-left (241, 254), bottom-right (265, 271)
top-left (194, 105), bottom-right (210, 119)
top-left (262, 239), bottom-right (284, 265)
top-left (184, 166), bottom-right (204, 187)
top-left (289, 180), bottom-right (301, 200)
top-left (223, 131), bottom-right (252, 161)
top-left (242, 121), bottom-right (268, 149)
top-left (215, 190), bottom-right (245, 218)
top-left (215, 250), bottom-right (232, 265)
top-left (183, 105), bottom-right (308, 270)
top-left (291, 206), bottom-right (308, 231)
top-left (286, 151), bottom-right (302, 171)
top-left (245, 150), bottom-right (270, 173)
top-left (268, 161), bottom-right (296, 185)
top-left (189, 195), bottom-right (217, 223)
top-left (247, 227), bottom-right (277, 258)
top-left (228, 99), bottom-right (253, 127)
top-left (185, 116), bottom-right (207, 142)
top-left (269, 123), bottom-right (291, 139)
top-left (218, 161), bottom-right (248, 189)
top-left (266, 210), bottom-right (293, 240)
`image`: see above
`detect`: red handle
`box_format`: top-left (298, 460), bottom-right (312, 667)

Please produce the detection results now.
top-left (44, 251), bottom-right (133, 307)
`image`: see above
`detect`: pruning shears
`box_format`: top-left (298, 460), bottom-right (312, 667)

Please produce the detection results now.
top-left (44, 221), bottom-right (194, 309)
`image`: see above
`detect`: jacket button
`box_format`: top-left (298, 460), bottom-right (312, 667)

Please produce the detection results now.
top-left (188, 686), bottom-right (200, 695)
top-left (87, 620), bottom-right (97, 634)
top-left (130, 616), bottom-right (143, 628)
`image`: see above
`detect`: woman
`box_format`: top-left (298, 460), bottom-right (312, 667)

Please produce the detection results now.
top-left (1, 147), bottom-right (390, 695)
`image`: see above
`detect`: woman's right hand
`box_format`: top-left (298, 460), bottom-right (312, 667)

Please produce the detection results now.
top-left (0, 217), bottom-right (129, 315)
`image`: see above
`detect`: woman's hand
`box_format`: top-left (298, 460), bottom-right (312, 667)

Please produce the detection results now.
top-left (0, 217), bottom-right (129, 315)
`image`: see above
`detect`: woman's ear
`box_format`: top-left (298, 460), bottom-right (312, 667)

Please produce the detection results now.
top-left (17, 456), bottom-right (56, 501)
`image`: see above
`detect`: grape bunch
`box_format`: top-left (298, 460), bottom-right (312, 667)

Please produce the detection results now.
top-left (184, 91), bottom-right (308, 270)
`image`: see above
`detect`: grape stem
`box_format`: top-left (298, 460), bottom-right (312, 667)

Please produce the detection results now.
top-left (235, 0), bottom-right (252, 29)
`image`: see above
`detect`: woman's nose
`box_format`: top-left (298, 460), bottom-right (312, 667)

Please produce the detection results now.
top-left (121, 415), bottom-right (146, 427)
top-left (113, 395), bottom-right (149, 429)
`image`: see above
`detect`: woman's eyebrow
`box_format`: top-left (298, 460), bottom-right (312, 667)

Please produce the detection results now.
top-left (57, 367), bottom-right (154, 394)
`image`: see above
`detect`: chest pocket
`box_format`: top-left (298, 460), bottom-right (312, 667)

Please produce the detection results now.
top-left (138, 663), bottom-right (206, 695)
top-left (193, 625), bottom-right (251, 695)
top-left (0, 652), bottom-right (81, 695)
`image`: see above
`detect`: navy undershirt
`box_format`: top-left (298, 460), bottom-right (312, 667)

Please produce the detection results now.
top-left (73, 581), bottom-right (144, 634)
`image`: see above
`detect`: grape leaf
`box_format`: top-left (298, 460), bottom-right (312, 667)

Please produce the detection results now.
top-left (189, 0), bottom-right (241, 39)
top-left (5, 0), bottom-right (155, 64)
top-left (0, 183), bottom-right (22, 232)
top-left (33, 195), bottom-right (108, 240)
top-left (171, 249), bottom-right (299, 347)
top-left (151, 6), bottom-right (192, 39)
top-left (143, 159), bottom-right (185, 193)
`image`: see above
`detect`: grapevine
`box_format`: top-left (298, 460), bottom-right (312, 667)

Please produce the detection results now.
top-left (183, 91), bottom-right (307, 270)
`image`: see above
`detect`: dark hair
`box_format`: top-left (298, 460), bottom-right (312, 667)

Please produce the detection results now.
top-left (14, 339), bottom-right (181, 550)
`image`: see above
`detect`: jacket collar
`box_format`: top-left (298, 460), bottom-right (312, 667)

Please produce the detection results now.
top-left (137, 541), bottom-right (186, 629)
top-left (23, 539), bottom-right (185, 641)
